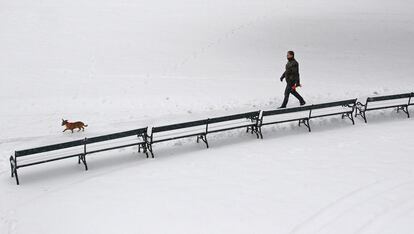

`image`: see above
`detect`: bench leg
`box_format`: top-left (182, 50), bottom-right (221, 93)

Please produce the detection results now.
top-left (355, 108), bottom-right (367, 123)
top-left (342, 112), bottom-right (355, 125)
top-left (198, 135), bottom-right (209, 148)
top-left (14, 169), bottom-right (20, 185)
top-left (363, 111), bottom-right (367, 123)
top-left (80, 154), bottom-right (88, 171)
top-left (356, 110), bottom-right (367, 123)
top-left (247, 125), bottom-right (260, 139)
top-left (258, 126), bottom-right (263, 139)
top-left (147, 143), bottom-right (154, 158)
top-left (142, 143), bottom-right (149, 158)
top-left (9, 156), bottom-right (19, 184)
top-left (299, 119), bottom-right (311, 132)
top-left (254, 126), bottom-right (259, 139)
top-left (399, 106), bottom-right (410, 118)
top-left (350, 113), bottom-right (355, 125)
top-left (10, 157), bottom-right (14, 178)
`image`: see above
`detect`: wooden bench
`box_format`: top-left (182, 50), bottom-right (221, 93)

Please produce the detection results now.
top-left (259, 105), bottom-right (313, 138)
top-left (147, 119), bottom-right (209, 158)
top-left (9, 127), bottom-right (148, 185)
top-left (310, 99), bottom-right (357, 126)
top-left (147, 111), bottom-right (261, 157)
top-left (355, 93), bottom-right (413, 123)
top-left (258, 99), bottom-right (357, 137)
top-left (207, 111), bottom-right (261, 137)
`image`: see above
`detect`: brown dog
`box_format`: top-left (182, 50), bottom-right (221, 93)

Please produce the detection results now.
top-left (62, 119), bottom-right (88, 133)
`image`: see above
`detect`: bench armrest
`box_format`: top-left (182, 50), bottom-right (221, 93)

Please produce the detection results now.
top-left (356, 101), bottom-right (366, 110)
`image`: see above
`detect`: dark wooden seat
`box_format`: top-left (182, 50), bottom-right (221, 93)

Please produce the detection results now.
top-left (355, 93), bottom-right (412, 123)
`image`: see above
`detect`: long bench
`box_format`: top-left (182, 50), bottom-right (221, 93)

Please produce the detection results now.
top-left (147, 111), bottom-right (260, 157)
top-left (9, 127), bottom-right (148, 185)
top-left (356, 93), bottom-right (413, 123)
top-left (257, 99), bottom-right (357, 138)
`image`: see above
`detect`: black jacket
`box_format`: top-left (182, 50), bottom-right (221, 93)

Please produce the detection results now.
top-left (281, 58), bottom-right (300, 85)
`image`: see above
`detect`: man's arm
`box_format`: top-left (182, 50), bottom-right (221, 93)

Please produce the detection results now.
top-left (280, 72), bottom-right (285, 81)
top-left (293, 62), bottom-right (300, 86)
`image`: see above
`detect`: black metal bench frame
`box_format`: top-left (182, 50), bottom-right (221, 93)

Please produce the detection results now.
top-left (355, 93), bottom-right (413, 123)
top-left (9, 127), bottom-right (148, 185)
top-left (258, 99), bottom-right (357, 138)
top-left (147, 111), bottom-right (261, 158)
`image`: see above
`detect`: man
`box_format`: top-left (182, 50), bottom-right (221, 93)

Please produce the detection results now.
top-left (279, 51), bottom-right (306, 108)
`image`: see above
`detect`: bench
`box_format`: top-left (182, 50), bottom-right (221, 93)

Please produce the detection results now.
top-left (257, 99), bottom-right (357, 137)
top-left (207, 111), bottom-right (261, 137)
top-left (9, 127), bottom-right (148, 185)
top-left (310, 99), bottom-right (357, 126)
top-left (147, 111), bottom-right (261, 157)
top-left (147, 119), bottom-right (209, 158)
top-left (259, 105), bottom-right (313, 137)
top-left (355, 93), bottom-right (413, 123)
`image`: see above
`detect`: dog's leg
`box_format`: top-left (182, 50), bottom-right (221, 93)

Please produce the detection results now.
top-left (63, 128), bottom-right (68, 132)
top-left (71, 129), bottom-right (74, 133)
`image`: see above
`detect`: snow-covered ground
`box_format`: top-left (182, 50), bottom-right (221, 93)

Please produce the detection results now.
top-left (1, 0), bottom-right (414, 233)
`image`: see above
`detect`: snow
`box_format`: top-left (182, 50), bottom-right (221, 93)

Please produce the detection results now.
top-left (1, 0), bottom-right (414, 233)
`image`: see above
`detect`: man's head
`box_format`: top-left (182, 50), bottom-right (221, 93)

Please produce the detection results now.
top-left (287, 51), bottom-right (295, 60)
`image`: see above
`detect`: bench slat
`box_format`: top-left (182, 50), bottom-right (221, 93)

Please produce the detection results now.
top-left (87, 128), bottom-right (147, 144)
top-left (367, 93), bottom-right (411, 102)
top-left (366, 104), bottom-right (408, 111)
top-left (87, 142), bottom-right (144, 155)
top-left (152, 119), bottom-right (208, 133)
top-left (15, 139), bottom-right (85, 157)
top-left (152, 132), bottom-right (205, 143)
top-left (208, 111), bottom-right (259, 124)
top-left (17, 153), bottom-right (83, 168)
top-left (262, 117), bottom-right (308, 126)
top-left (263, 105), bottom-right (311, 116)
top-left (311, 99), bottom-right (356, 110)
top-left (207, 124), bottom-right (254, 134)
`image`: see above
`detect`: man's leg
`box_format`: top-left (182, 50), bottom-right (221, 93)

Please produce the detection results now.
top-left (291, 89), bottom-right (306, 105)
top-left (280, 84), bottom-right (291, 108)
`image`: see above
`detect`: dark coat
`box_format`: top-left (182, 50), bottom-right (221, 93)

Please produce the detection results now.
top-left (281, 58), bottom-right (300, 85)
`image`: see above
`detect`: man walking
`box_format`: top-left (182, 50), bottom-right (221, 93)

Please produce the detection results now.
top-left (279, 51), bottom-right (306, 108)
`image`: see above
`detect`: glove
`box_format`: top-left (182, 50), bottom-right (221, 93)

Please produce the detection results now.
top-left (280, 77), bottom-right (284, 82)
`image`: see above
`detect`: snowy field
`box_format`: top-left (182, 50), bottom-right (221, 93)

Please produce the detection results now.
top-left (1, 0), bottom-right (414, 233)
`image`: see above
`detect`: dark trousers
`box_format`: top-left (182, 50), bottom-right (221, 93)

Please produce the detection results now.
top-left (281, 83), bottom-right (305, 108)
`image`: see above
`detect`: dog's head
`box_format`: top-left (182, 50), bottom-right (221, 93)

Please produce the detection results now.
top-left (61, 119), bottom-right (68, 126)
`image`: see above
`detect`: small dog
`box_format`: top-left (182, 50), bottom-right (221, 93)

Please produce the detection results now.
top-left (62, 119), bottom-right (88, 133)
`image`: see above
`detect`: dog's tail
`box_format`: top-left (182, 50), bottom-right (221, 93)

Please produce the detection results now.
top-left (84, 124), bottom-right (88, 127)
